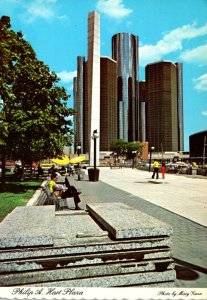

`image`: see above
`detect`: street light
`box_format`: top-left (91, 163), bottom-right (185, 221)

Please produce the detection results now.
top-left (77, 145), bottom-right (81, 156)
top-left (149, 146), bottom-right (155, 172)
top-left (132, 150), bottom-right (137, 169)
top-left (76, 145), bottom-right (81, 180)
top-left (92, 129), bottom-right (99, 171)
top-left (114, 152), bottom-right (117, 167)
top-left (88, 129), bottom-right (99, 181)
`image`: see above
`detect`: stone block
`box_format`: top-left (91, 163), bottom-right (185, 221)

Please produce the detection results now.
top-left (0, 248), bottom-right (171, 273)
top-left (0, 236), bottom-right (172, 261)
top-left (0, 259), bottom-right (174, 285)
top-left (86, 203), bottom-right (173, 239)
top-left (27, 270), bottom-right (176, 287)
top-left (0, 206), bottom-right (55, 248)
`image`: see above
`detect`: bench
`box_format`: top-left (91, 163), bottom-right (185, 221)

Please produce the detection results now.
top-left (28, 176), bottom-right (80, 210)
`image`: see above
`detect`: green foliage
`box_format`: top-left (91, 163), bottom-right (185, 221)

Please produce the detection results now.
top-left (111, 139), bottom-right (143, 159)
top-left (110, 139), bottom-right (127, 156)
top-left (0, 181), bottom-right (40, 222)
top-left (0, 16), bottom-right (74, 175)
top-left (126, 142), bottom-right (142, 159)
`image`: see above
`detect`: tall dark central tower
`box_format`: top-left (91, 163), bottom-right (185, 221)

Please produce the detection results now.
top-left (112, 33), bottom-right (139, 142)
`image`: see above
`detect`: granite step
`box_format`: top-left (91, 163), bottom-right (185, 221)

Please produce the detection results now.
top-left (0, 236), bottom-right (172, 261)
top-left (86, 203), bottom-right (173, 239)
top-left (0, 258), bottom-right (175, 286)
top-left (18, 270), bottom-right (176, 287)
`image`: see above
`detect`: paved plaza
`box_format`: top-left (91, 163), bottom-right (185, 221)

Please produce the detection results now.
top-left (71, 167), bottom-right (207, 288)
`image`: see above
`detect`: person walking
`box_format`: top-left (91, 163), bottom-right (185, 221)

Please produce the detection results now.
top-left (161, 161), bottom-right (166, 179)
top-left (152, 160), bottom-right (159, 179)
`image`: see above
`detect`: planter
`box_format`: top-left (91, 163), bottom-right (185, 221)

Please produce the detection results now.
top-left (88, 168), bottom-right (100, 182)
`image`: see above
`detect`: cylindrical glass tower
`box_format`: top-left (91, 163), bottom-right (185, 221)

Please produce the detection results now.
top-left (112, 33), bottom-right (139, 142)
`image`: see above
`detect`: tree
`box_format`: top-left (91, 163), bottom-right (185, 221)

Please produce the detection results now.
top-left (110, 139), bottom-right (143, 160)
top-left (126, 142), bottom-right (142, 159)
top-left (0, 16), bottom-right (74, 188)
top-left (110, 139), bottom-right (127, 157)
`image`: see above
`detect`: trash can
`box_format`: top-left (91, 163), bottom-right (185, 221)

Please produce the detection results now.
top-left (192, 168), bottom-right (197, 176)
top-left (88, 168), bottom-right (100, 181)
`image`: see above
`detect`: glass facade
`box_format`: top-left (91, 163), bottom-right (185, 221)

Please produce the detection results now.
top-left (140, 102), bottom-right (147, 142)
top-left (176, 63), bottom-right (184, 152)
top-left (100, 57), bottom-right (117, 151)
top-left (75, 56), bottom-right (85, 151)
top-left (139, 81), bottom-right (147, 142)
top-left (112, 33), bottom-right (139, 142)
top-left (73, 77), bottom-right (78, 148)
top-left (146, 61), bottom-right (179, 152)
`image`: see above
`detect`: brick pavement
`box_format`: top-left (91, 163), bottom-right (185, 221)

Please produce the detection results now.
top-left (68, 169), bottom-right (207, 288)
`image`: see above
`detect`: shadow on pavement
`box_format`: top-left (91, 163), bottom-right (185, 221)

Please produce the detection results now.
top-left (175, 264), bottom-right (199, 281)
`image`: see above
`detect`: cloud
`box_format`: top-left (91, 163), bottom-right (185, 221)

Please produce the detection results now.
top-left (201, 110), bottom-right (207, 116)
top-left (180, 44), bottom-right (207, 66)
top-left (56, 70), bottom-right (77, 83)
top-left (27, 3), bottom-right (54, 20)
top-left (5, 0), bottom-right (63, 23)
top-left (96, 0), bottom-right (133, 19)
top-left (193, 73), bottom-right (207, 92)
top-left (140, 22), bottom-right (207, 66)
top-left (21, 0), bottom-right (58, 22)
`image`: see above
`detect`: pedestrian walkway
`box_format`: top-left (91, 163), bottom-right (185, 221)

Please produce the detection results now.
top-left (71, 167), bottom-right (207, 288)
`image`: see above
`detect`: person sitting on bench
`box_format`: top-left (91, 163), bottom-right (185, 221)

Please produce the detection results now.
top-left (61, 184), bottom-right (81, 210)
top-left (50, 184), bottom-right (82, 211)
top-left (48, 173), bottom-right (58, 193)
top-left (49, 184), bottom-right (63, 211)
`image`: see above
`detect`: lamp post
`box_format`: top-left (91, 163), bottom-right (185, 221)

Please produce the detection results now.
top-left (114, 152), bottom-right (117, 167)
top-left (93, 130), bottom-right (99, 171)
top-left (132, 150), bottom-right (137, 169)
top-left (88, 129), bottom-right (99, 181)
top-left (149, 146), bottom-right (155, 172)
top-left (77, 145), bottom-right (81, 156)
top-left (76, 145), bottom-right (81, 180)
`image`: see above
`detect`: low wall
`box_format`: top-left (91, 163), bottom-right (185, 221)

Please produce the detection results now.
top-left (27, 180), bottom-right (49, 206)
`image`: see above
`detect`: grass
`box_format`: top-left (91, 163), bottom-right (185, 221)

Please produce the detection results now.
top-left (0, 181), bottom-right (41, 222)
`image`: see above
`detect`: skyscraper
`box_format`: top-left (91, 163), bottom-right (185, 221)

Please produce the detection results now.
top-left (146, 61), bottom-right (182, 152)
top-left (112, 33), bottom-right (139, 142)
top-left (87, 11), bottom-right (100, 166)
top-left (176, 63), bottom-right (184, 152)
top-left (139, 81), bottom-right (147, 142)
top-left (74, 56), bottom-right (85, 151)
top-left (100, 57), bottom-right (117, 151)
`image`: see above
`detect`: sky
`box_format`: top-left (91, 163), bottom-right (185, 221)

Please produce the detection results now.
top-left (0, 0), bottom-right (207, 151)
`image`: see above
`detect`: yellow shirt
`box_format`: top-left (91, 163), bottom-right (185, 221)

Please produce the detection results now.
top-left (153, 161), bottom-right (159, 168)
top-left (48, 180), bottom-right (56, 193)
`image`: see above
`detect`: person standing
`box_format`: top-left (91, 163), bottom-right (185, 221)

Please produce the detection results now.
top-left (161, 161), bottom-right (166, 179)
top-left (152, 160), bottom-right (159, 179)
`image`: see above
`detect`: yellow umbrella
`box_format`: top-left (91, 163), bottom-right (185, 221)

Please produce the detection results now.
top-left (69, 155), bottom-right (86, 164)
top-left (51, 155), bottom-right (70, 166)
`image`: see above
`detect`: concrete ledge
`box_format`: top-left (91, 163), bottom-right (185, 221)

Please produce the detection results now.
top-left (27, 180), bottom-right (49, 206)
top-left (0, 236), bottom-right (172, 261)
top-left (0, 259), bottom-right (174, 285)
top-left (0, 206), bottom-right (55, 248)
top-left (26, 270), bottom-right (176, 287)
top-left (86, 203), bottom-right (173, 239)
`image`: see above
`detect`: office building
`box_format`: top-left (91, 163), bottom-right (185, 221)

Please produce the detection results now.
top-left (100, 57), bottom-right (117, 151)
top-left (189, 130), bottom-right (207, 158)
top-left (87, 11), bottom-right (100, 166)
top-left (73, 56), bottom-right (85, 152)
top-left (112, 33), bottom-right (139, 142)
top-left (146, 61), bottom-right (179, 152)
top-left (176, 63), bottom-right (184, 152)
top-left (139, 81), bottom-right (147, 142)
